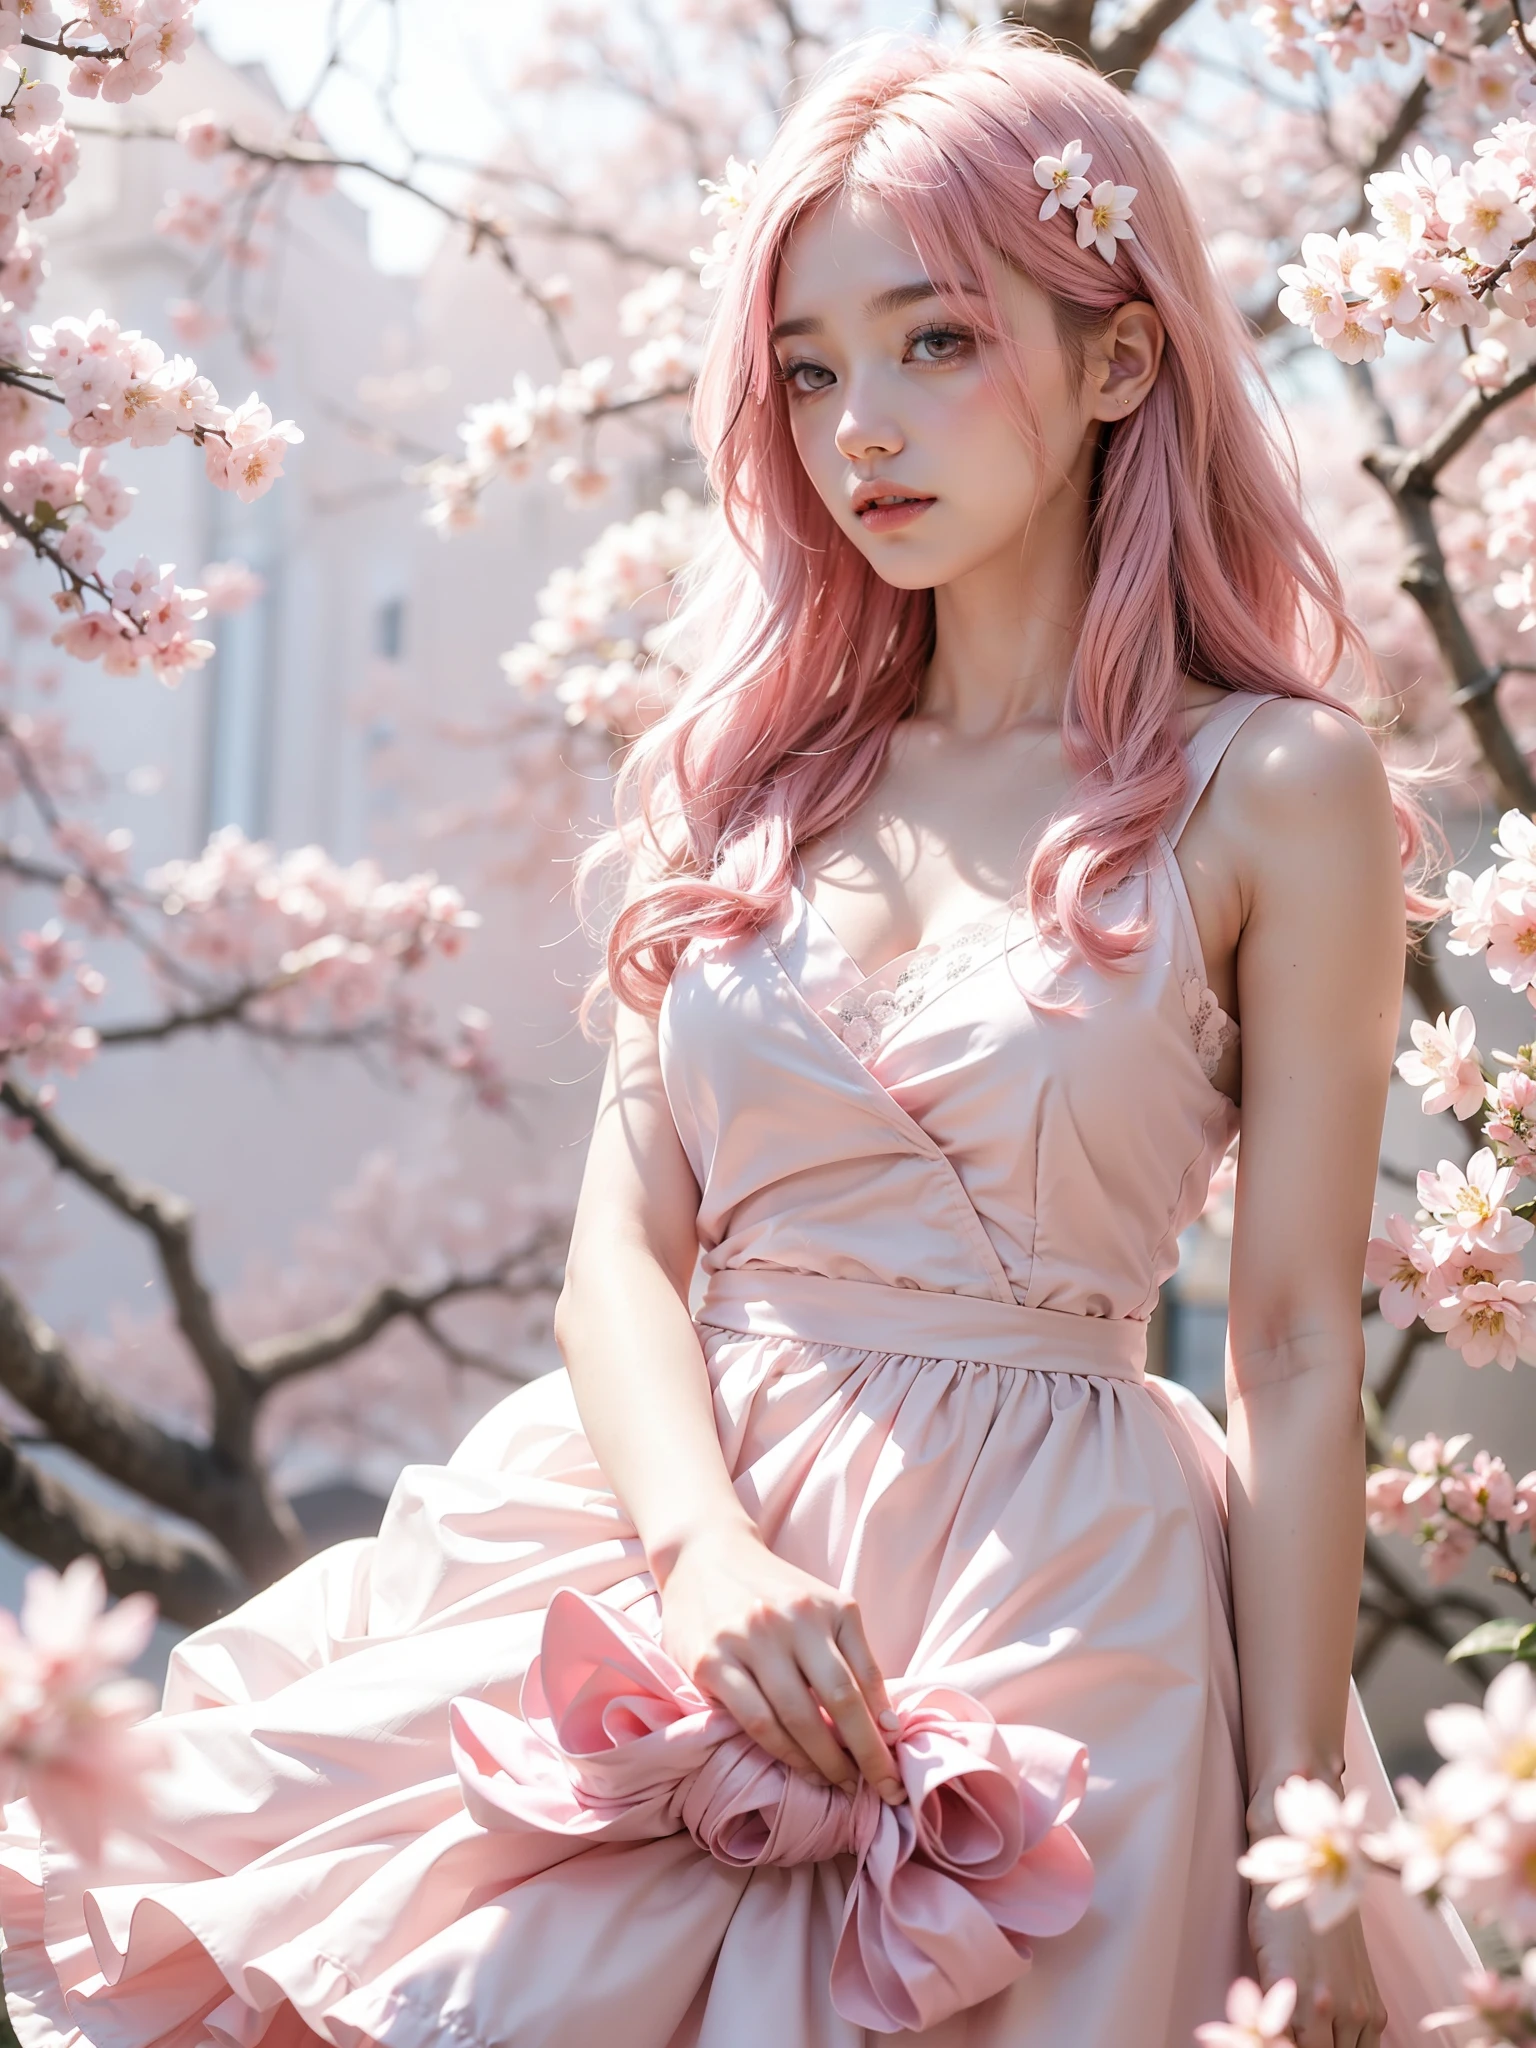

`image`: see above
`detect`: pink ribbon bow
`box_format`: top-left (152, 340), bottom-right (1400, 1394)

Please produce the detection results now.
top-left (450, 1590), bottom-right (1093, 2034)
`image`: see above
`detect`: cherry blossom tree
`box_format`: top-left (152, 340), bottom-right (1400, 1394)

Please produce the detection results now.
top-left (0, 3), bottom-right (578, 1629)
top-left (18, 0), bottom-right (1536, 1994)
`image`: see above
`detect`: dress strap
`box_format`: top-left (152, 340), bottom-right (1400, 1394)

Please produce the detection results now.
top-left (1164, 690), bottom-right (1279, 847)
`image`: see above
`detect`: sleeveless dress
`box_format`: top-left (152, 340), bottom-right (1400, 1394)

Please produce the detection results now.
top-left (0, 690), bottom-right (1477, 2048)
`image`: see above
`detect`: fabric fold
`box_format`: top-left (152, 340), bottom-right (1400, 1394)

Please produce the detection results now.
top-left (449, 1590), bottom-right (1093, 2034)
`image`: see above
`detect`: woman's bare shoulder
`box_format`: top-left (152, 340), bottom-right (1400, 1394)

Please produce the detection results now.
top-left (1205, 695), bottom-right (1395, 868)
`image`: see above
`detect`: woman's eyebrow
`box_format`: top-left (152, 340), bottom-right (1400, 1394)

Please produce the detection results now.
top-left (769, 279), bottom-right (979, 344)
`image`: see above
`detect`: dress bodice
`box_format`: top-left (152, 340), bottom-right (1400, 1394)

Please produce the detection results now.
top-left (659, 693), bottom-right (1268, 1331)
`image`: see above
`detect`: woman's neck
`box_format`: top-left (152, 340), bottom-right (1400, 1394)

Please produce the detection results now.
top-left (916, 459), bottom-right (1093, 741)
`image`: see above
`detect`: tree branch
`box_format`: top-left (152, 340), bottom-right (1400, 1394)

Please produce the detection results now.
top-left (1360, 1532), bottom-right (1501, 1689)
top-left (414, 1306), bottom-right (541, 1385)
top-left (247, 1226), bottom-right (565, 1388)
top-left (0, 1273), bottom-right (222, 1522)
top-left (1371, 1321), bottom-right (1429, 1418)
top-left (1356, 397), bottom-right (1536, 814)
top-left (1346, 78), bottom-right (1429, 230)
top-left (1093, 0), bottom-right (1204, 79)
top-left (999, 0), bottom-right (1098, 59)
top-left (0, 1420), bottom-right (247, 1625)
top-left (1378, 361), bottom-right (1536, 495)
top-left (0, 1080), bottom-right (256, 1450)
top-left (0, 1264), bottom-right (303, 1582)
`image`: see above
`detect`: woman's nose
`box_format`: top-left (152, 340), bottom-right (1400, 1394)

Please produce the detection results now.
top-left (834, 404), bottom-right (903, 464)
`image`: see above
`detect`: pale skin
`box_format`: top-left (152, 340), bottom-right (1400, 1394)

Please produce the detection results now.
top-left (553, 192), bottom-right (1404, 2046)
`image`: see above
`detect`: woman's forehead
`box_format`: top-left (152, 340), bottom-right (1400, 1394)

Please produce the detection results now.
top-left (773, 195), bottom-right (988, 321)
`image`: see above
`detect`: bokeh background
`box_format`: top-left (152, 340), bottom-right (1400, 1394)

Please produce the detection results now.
top-left (2, 0), bottom-right (1533, 1793)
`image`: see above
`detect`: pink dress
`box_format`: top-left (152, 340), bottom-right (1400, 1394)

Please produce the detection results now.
top-left (0, 690), bottom-right (1477, 2048)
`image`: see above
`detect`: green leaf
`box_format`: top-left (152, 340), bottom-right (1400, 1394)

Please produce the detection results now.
top-left (1447, 1619), bottom-right (1536, 1664)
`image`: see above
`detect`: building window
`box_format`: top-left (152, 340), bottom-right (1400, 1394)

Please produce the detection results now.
top-left (374, 596), bottom-right (405, 661)
top-left (202, 563), bottom-right (276, 840)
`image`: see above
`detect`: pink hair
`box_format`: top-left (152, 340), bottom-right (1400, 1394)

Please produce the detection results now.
top-left (584, 30), bottom-right (1426, 1020)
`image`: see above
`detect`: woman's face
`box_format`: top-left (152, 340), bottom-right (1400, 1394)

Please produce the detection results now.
top-left (770, 192), bottom-right (1117, 592)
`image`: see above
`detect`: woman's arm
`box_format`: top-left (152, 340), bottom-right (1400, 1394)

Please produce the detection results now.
top-left (553, 999), bottom-right (903, 1804)
top-left (1213, 702), bottom-right (1405, 2048)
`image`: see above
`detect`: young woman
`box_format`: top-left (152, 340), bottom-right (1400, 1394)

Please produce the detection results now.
top-left (0, 30), bottom-right (1481, 2048)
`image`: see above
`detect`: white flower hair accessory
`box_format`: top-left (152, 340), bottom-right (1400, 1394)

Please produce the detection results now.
top-left (1032, 140), bottom-right (1138, 266)
top-left (692, 155), bottom-right (760, 291)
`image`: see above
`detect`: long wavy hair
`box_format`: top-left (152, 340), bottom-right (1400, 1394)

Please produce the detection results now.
top-left (581, 30), bottom-right (1425, 1022)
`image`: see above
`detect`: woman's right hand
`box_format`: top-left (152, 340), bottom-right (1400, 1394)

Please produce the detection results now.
top-left (659, 1523), bottom-right (906, 1805)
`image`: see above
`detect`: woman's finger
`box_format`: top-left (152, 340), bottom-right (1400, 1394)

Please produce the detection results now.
top-left (834, 1606), bottom-right (899, 1735)
top-left (1289, 1993), bottom-right (1332, 2048)
top-left (749, 1643), bottom-right (863, 1789)
top-left (697, 1658), bottom-right (826, 1783)
top-left (795, 1634), bottom-right (902, 1802)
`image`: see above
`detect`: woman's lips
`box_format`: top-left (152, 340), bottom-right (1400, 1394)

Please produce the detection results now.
top-left (857, 496), bottom-right (936, 533)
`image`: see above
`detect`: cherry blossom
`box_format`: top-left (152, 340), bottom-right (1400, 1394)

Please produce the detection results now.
top-left (1369, 1429), bottom-right (1536, 1586)
top-left (423, 357), bottom-right (653, 526)
top-left (0, 3), bottom-right (63, 43)
top-left (1074, 179), bottom-right (1137, 264)
top-left (1496, 813), bottom-right (1536, 882)
top-left (1422, 1964), bottom-right (1536, 2046)
top-left (1237, 1776), bottom-right (1372, 1931)
top-left (1442, 158), bottom-right (1534, 266)
top-left (1425, 1275), bottom-right (1536, 1368)
top-left (1366, 1769), bottom-right (1501, 1898)
top-left (0, 1556), bottom-right (166, 1861)
top-left (197, 559), bottom-right (264, 615)
top-left (154, 188), bottom-right (222, 246)
top-left (146, 828), bottom-right (483, 1048)
top-left (1276, 120), bottom-right (1536, 359)
top-left (1461, 1810), bottom-right (1536, 1937)
top-left (444, 1006), bottom-right (510, 1114)
top-left (201, 394), bottom-right (303, 503)
top-left (1365, 1212), bottom-right (1442, 1326)
top-left (1427, 1662), bottom-right (1536, 1816)
top-left (1033, 139), bottom-right (1093, 222)
top-left (1488, 1069), bottom-right (1536, 1175)
top-left (1416, 1151), bottom-right (1533, 1265)
top-left (1462, 337), bottom-right (1511, 391)
top-left (1366, 1464), bottom-right (1418, 1537)
top-left (1448, 860), bottom-right (1519, 956)
top-left (175, 108), bottom-right (228, 162)
top-left (1423, 1514), bottom-right (1481, 1586)
top-left (26, 312), bottom-right (283, 474)
top-left (1397, 1005), bottom-right (1486, 1117)
top-left (0, 919), bottom-right (101, 1075)
top-left (1404, 1431), bottom-right (1475, 1517)
top-left (498, 488), bottom-right (714, 742)
top-left (1444, 1450), bottom-right (1521, 1524)
top-left (1277, 233), bottom-right (1351, 340)
top-left (1194, 1976), bottom-right (1298, 2048)
top-left (692, 153), bottom-right (758, 287)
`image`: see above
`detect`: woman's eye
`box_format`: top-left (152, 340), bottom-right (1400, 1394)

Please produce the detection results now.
top-left (775, 358), bottom-right (835, 394)
top-left (907, 326), bottom-right (971, 364)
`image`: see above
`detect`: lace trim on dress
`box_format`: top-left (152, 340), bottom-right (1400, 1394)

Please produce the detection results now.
top-left (830, 916), bottom-right (1009, 1065)
top-left (824, 903), bottom-right (1238, 1082)
top-left (1181, 971), bottom-right (1239, 1081)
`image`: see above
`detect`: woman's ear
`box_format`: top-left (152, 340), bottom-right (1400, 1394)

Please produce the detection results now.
top-left (1086, 300), bottom-right (1165, 424)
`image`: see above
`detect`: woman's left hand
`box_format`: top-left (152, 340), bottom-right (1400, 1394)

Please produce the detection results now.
top-left (1248, 1892), bottom-right (1387, 2048)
